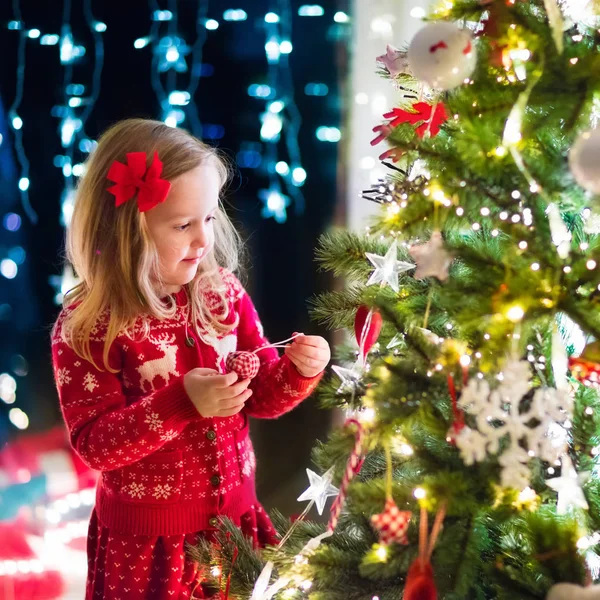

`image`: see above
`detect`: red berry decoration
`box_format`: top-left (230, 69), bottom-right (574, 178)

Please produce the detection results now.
top-left (225, 351), bottom-right (260, 379)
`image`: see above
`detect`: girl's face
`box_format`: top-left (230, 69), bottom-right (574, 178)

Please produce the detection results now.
top-left (145, 164), bottom-right (220, 295)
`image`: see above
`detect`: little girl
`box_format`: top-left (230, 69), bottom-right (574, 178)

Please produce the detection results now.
top-left (50, 118), bottom-right (331, 599)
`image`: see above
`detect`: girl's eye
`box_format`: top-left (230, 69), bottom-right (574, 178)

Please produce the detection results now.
top-left (175, 223), bottom-right (190, 231)
top-left (206, 215), bottom-right (216, 223)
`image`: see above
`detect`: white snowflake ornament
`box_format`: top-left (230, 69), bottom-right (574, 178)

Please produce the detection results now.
top-left (408, 231), bottom-right (453, 281)
top-left (455, 359), bottom-right (573, 489)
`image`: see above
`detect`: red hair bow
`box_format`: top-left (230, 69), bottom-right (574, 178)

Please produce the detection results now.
top-left (107, 151), bottom-right (171, 213)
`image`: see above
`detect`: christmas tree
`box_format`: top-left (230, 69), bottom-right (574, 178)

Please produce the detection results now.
top-left (194, 1), bottom-right (600, 598)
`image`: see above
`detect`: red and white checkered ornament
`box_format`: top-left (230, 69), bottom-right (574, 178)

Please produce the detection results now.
top-left (371, 497), bottom-right (412, 545)
top-left (225, 351), bottom-right (260, 379)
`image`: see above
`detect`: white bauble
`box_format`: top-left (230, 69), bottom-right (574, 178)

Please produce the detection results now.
top-left (546, 583), bottom-right (600, 600)
top-left (407, 22), bottom-right (477, 90)
top-left (569, 128), bottom-right (600, 194)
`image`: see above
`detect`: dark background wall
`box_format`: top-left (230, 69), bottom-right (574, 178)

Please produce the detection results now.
top-left (0, 0), bottom-right (349, 514)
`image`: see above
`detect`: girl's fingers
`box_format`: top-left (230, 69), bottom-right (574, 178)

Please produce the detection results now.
top-left (224, 378), bottom-right (252, 397)
top-left (212, 372), bottom-right (239, 388)
top-left (220, 389), bottom-right (253, 409)
top-left (289, 346), bottom-right (330, 361)
top-left (292, 335), bottom-right (327, 349)
top-left (286, 347), bottom-right (321, 370)
top-left (217, 403), bottom-right (246, 417)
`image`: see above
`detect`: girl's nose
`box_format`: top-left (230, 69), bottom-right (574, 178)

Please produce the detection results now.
top-left (193, 228), bottom-right (208, 249)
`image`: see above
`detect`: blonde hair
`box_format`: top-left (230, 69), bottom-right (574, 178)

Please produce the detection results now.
top-left (61, 118), bottom-right (243, 372)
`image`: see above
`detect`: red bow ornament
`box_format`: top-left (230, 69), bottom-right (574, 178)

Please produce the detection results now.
top-left (107, 151), bottom-right (171, 212)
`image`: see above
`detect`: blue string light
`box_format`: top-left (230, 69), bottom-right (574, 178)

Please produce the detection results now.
top-left (144, 0), bottom-right (210, 138)
top-left (258, 0), bottom-right (306, 224)
top-left (49, 0), bottom-right (105, 304)
top-left (8, 0), bottom-right (36, 224)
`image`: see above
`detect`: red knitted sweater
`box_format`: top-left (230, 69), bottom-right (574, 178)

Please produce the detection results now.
top-left (50, 271), bottom-right (322, 536)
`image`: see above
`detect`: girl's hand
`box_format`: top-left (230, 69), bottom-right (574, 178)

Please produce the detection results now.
top-left (285, 333), bottom-right (331, 378)
top-left (183, 368), bottom-right (252, 417)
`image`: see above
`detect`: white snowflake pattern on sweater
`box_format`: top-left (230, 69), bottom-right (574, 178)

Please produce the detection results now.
top-left (125, 482), bottom-right (146, 499)
top-left (55, 367), bottom-right (72, 387)
top-left (83, 372), bottom-right (99, 393)
top-left (153, 484), bottom-right (173, 499)
top-left (160, 429), bottom-right (178, 442)
top-left (144, 411), bottom-right (163, 432)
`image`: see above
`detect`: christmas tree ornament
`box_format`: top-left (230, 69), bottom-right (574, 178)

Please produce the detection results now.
top-left (297, 467), bottom-right (339, 515)
top-left (569, 341), bottom-right (600, 390)
top-left (456, 359), bottom-right (573, 489)
top-left (328, 419), bottom-right (365, 531)
top-left (366, 241), bottom-right (416, 292)
top-left (332, 363), bottom-right (364, 395)
top-left (404, 559), bottom-right (437, 600)
top-left (371, 497), bottom-right (412, 545)
top-left (546, 454), bottom-right (590, 514)
top-left (404, 504), bottom-right (446, 600)
top-left (376, 44), bottom-right (410, 77)
top-left (378, 102), bottom-right (448, 139)
top-left (354, 306), bottom-right (383, 362)
top-left (547, 583), bottom-right (600, 600)
top-left (225, 351), bottom-right (261, 379)
top-left (407, 22), bottom-right (477, 90)
top-left (569, 128), bottom-right (600, 194)
top-left (408, 231), bottom-right (454, 281)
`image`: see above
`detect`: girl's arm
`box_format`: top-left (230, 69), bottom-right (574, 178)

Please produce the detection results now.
top-left (51, 315), bottom-right (199, 472)
top-left (234, 283), bottom-right (323, 419)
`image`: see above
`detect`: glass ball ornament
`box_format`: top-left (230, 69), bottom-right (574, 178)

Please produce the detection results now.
top-left (408, 22), bottom-right (476, 90)
top-left (569, 128), bottom-right (600, 194)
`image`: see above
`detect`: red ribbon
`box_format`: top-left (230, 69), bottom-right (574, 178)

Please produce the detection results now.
top-left (107, 151), bottom-right (171, 213)
top-left (447, 374), bottom-right (465, 434)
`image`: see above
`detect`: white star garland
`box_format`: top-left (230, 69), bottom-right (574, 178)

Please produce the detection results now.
top-left (332, 363), bottom-right (364, 395)
top-left (547, 454), bottom-right (590, 514)
top-left (365, 241), bottom-right (415, 292)
top-left (297, 467), bottom-right (339, 515)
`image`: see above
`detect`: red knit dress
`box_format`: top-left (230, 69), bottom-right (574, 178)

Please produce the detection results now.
top-left (51, 271), bottom-right (322, 599)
